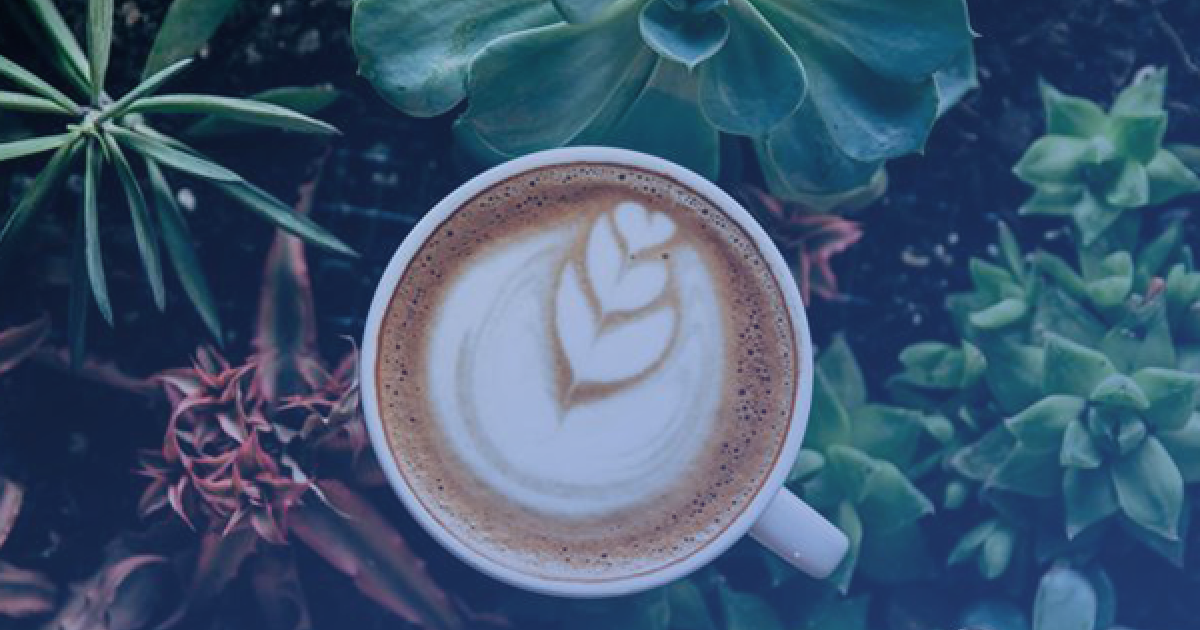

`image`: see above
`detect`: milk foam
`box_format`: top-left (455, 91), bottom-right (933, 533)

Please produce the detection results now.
top-left (428, 202), bottom-right (724, 517)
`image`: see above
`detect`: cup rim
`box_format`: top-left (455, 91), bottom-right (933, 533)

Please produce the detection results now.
top-left (360, 146), bottom-right (815, 598)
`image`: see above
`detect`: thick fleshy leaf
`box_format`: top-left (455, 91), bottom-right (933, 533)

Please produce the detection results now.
top-left (1111, 67), bottom-right (1166, 116)
top-left (1034, 253), bottom-right (1087, 299)
top-left (1159, 414), bottom-right (1200, 482)
top-left (639, 0), bottom-right (729, 70)
top-left (1111, 436), bottom-right (1183, 540)
top-left (1146, 148), bottom-right (1200, 205)
top-left (1089, 373), bottom-right (1148, 411)
top-left (1019, 182), bottom-right (1083, 216)
top-left (808, 362), bottom-right (853, 450)
top-left (947, 519), bottom-right (997, 566)
top-left (1100, 296), bottom-right (1175, 373)
top-left (101, 58), bottom-right (194, 122)
top-left (982, 341), bottom-right (1045, 414)
top-left (788, 449), bottom-right (826, 484)
top-left (1116, 416), bottom-right (1147, 455)
top-left (1110, 112), bottom-right (1166, 164)
top-left (0, 133), bottom-right (71, 162)
top-left (979, 525), bottom-right (1015, 579)
top-left (142, 0), bottom-right (238, 78)
top-left (553, 0), bottom-right (622, 23)
top-left (697, 0), bottom-right (804, 135)
top-left (827, 445), bottom-right (933, 525)
top-left (1035, 287), bottom-right (1105, 349)
top-left (897, 340), bottom-right (985, 390)
top-left (1040, 79), bottom-right (1106, 138)
top-left (818, 334), bottom-right (866, 408)
top-left (850, 404), bottom-right (926, 466)
top-left (997, 221), bottom-right (1025, 279)
top-left (606, 59), bottom-right (719, 178)
top-left (1005, 395), bottom-right (1085, 449)
top-left (1013, 136), bottom-right (1095, 184)
top-left (0, 561), bottom-right (55, 617)
top-left (1064, 467), bottom-right (1117, 538)
top-left (109, 125), bottom-right (240, 181)
top-left (758, 98), bottom-right (882, 197)
top-left (1033, 565), bottom-right (1097, 630)
top-left (1099, 159), bottom-right (1149, 208)
top-left (146, 159), bottom-right (221, 339)
top-left (87, 0), bottom-right (113, 100)
top-left (667, 580), bottom-right (715, 630)
top-left (1135, 220), bottom-right (1181, 283)
top-left (0, 135), bottom-right (82, 268)
top-left (83, 139), bottom-right (113, 325)
top-left (211, 180), bottom-right (356, 257)
top-left (826, 502), bottom-right (862, 592)
top-left (1134, 368), bottom-right (1200, 430)
top-left (969, 258), bottom-right (1021, 301)
top-left (1072, 191), bottom-right (1123, 246)
top-left (1083, 251), bottom-right (1132, 308)
top-left (1043, 333), bottom-right (1117, 397)
top-left (289, 481), bottom-right (463, 629)
top-left (25, 0), bottom-right (92, 95)
top-left (934, 44), bottom-right (978, 116)
top-left (462, 10), bottom-right (657, 158)
top-left (719, 584), bottom-right (783, 630)
top-left (988, 443), bottom-right (1060, 498)
top-left (757, 0), bottom-right (940, 162)
top-left (128, 95), bottom-right (339, 135)
top-left (970, 298), bottom-right (1028, 330)
top-left (1060, 419), bottom-right (1103, 470)
top-left (0, 55), bottom-right (77, 111)
top-left (353, 0), bottom-right (558, 116)
top-left (102, 133), bottom-right (165, 310)
top-left (185, 85), bottom-right (340, 137)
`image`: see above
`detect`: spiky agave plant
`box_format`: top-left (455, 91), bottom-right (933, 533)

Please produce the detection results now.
top-left (138, 176), bottom-right (463, 630)
top-left (0, 0), bottom-right (353, 356)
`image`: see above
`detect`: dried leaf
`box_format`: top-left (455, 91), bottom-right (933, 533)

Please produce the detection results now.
top-left (48, 554), bottom-right (173, 630)
top-left (0, 477), bottom-right (22, 551)
top-left (0, 561), bottom-right (55, 618)
top-left (0, 315), bottom-right (49, 374)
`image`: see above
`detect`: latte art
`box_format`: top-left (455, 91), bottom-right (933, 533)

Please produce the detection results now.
top-left (376, 164), bottom-right (798, 582)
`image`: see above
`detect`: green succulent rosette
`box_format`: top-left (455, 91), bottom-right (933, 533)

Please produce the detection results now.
top-left (352, 0), bottom-right (976, 202)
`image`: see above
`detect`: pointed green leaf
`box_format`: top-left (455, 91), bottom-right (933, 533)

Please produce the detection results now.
top-left (969, 258), bottom-right (1021, 299)
top-left (1133, 368), bottom-right (1200, 431)
top-left (1099, 159), bottom-right (1149, 208)
top-left (1044, 333), bottom-right (1118, 397)
top-left (1100, 296), bottom-right (1175, 372)
top-left (1060, 419), bottom-right (1103, 470)
top-left (1064, 467), bottom-right (1117, 538)
top-left (145, 160), bottom-right (220, 339)
top-left (100, 132), bottom-right (164, 309)
top-left (0, 91), bottom-right (75, 115)
top-left (828, 446), bottom-right (933, 525)
top-left (87, 0), bottom-right (113, 100)
top-left (1089, 374), bottom-right (1149, 410)
top-left (787, 449), bottom-right (825, 484)
top-left (1072, 191), bottom-right (1123, 246)
top-left (1109, 112), bottom-right (1166, 164)
top-left (979, 525), bottom-right (1015, 579)
top-left (142, 0), bottom-right (238, 78)
top-left (667, 580), bottom-right (715, 630)
top-left (718, 584), bottom-right (783, 630)
top-left (128, 95), bottom-right (339, 135)
top-left (818, 334), bottom-right (866, 408)
top-left (1116, 416), bottom-right (1147, 455)
top-left (1033, 565), bottom-right (1098, 630)
top-left (697, 0), bottom-right (805, 135)
top-left (108, 125), bottom-right (239, 181)
top-left (947, 520), bottom-right (996, 566)
top-left (1111, 67), bottom-right (1166, 116)
top-left (996, 221), bottom-right (1025, 279)
top-left (1035, 287), bottom-right (1106, 348)
top-left (950, 426), bottom-right (1015, 482)
top-left (184, 85), bottom-right (340, 137)
top-left (1019, 183), bottom-right (1082, 216)
top-left (25, 0), bottom-right (92, 95)
top-left (639, 0), bottom-right (729, 70)
top-left (1006, 395), bottom-right (1085, 449)
top-left (1083, 251), bottom-right (1132, 308)
top-left (0, 135), bottom-right (82, 268)
top-left (984, 341), bottom-right (1046, 413)
top-left (1033, 252), bottom-right (1087, 299)
top-left (898, 340), bottom-right (985, 390)
top-left (1112, 436), bottom-right (1183, 540)
top-left (211, 180), bottom-right (356, 257)
top-left (83, 139), bottom-right (112, 325)
top-left (1136, 220), bottom-right (1181, 283)
top-left (1014, 136), bottom-right (1095, 184)
top-left (0, 55), bottom-right (78, 113)
top-left (101, 58), bottom-right (193, 122)
top-left (1146, 148), bottom-right (1200, 205)
top-left (970, 298), bottom-right (1028, 330)
top-left (1040, 79), bottom-right (1106, 138)
top-left (826, 502), bottom-right (861, 593)
top-left (0, 133), bottom-right (70, 162)
top-left (1165, 265), bottom-right (1200, 324)
top-left (988, 443), bottom-right (1060, 498)
top-left (68, 210), bottom-right (88, 367)
top-left (1159, 413), bottom-right (1200, 483)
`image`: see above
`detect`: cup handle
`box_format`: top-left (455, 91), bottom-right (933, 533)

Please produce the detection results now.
top-left (749, 489), bottom-right (848, 579)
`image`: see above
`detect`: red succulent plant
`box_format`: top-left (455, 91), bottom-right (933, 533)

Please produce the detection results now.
top-left (738, 186), bottom-right (864, 304)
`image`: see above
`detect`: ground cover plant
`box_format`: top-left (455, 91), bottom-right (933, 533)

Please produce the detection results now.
top-left (2, 0), bottom-right (1200, 629)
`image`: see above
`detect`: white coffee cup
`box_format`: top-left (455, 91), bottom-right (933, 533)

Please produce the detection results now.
top-left (361, 146), bottom-right (848, 598)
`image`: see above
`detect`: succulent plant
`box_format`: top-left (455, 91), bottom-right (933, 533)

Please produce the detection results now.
top-left (352, 0), bottom-right (975, 203)
top-left (1014, 68), bottom-right (1200, 245)
top-left (0, 0), bottom-right (352, 356)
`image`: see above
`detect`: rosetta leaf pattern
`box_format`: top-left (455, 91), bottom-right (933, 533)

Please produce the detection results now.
top-left (555, 202), bottom-right (678, 398)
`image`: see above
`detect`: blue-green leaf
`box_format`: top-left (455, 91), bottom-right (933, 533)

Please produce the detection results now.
top-left (1060, 419), bottom-right (1103, 470)
top-left (1111, 67), bottom-right (1166, 116)
top-left (108, 125), bottom-right (240, 182)
top-left (184, 85), bottom-right (340, 137)
top-left (818, 334), bottom-right (866, 408)
top-left (1019, 183), bottom-right (1082, 216)
top-left (1033, 565), bottom-right (1097, 630)
top-left (667, 580), bottom-right (714, 630)
top-left (697, 0), bottom-right (805, 135)
top-left (101, 132), bottom-right (164, 310)
top-left (1090, 373), bottom-right (1148, 410)
top-left (1014, 136), bottom-right (1095, 184)
top-left (352, 0), bottom-right (559, 117)
top-left (1112, 436), bottom-right (1183, 540)
top-left (1133, 368), bottom-right (1200, 431)
top-left (0, 133), bottom-right (71, 162)
top-left (1040, 79), bottom-right (1106, 138)
top-left (1083, 251), bottom-right (1132, 308)
top-left (101, 58), bottom-right (194, 122)
top-left (1146, 148), bottom-right (1200, 205)
top-left (1064, 467), bottom-right (1117, 538)
top-left (87, 0), bottom-right (113, 100)
top-left (639, 0), bottom-right (729, 70)
top-left (142, 0), bottom-right (238, 78)
top-left (757, 98), bottom-right (882, 197)
top-left (1109, 112), bottom-right (1166, 164)
top-left (0, 91), bottom-right (75, 115)
top-left (1099, 159), bottom-right (1149, 208)
top-left (553, 0), bottom-right (622, 23)
top-left (1006, 395), bottom-right (1085, 449)
top-left (128, 94), bottom-right (339, 135)
top-left (979, 525), bottom-right (1015, 579)
top-left (970, 298), bottom-right (1028, 330)
top-left (934, 44), bottom-right (978, 116)
top-left (83, 139), bottom-right (112, 325)
top-left (1159, 414), bottom-right (1200, 483)
top-left (0, 55), bottom-right (78, 113)
top-left (988, 443), bottom-right (1059, 498)
top-left (25, 0), bottom-right (92, 95)
top-left (1071, 191), bottom-right (1123, 246)
top-left (1043, 333), bottom-right (1118, 398)
top-left (947, 519), bottom-right (996, 566)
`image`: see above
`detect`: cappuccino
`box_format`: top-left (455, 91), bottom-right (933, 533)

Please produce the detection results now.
top-left (375, 164), bottom-right (798, 582)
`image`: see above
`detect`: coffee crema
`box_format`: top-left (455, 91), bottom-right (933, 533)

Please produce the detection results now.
top-left (376, 163), bottom-right (798, 582)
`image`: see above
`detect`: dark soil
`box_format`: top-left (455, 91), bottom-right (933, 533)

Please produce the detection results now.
top-left (1, 0), bottom-right (1199, 628)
